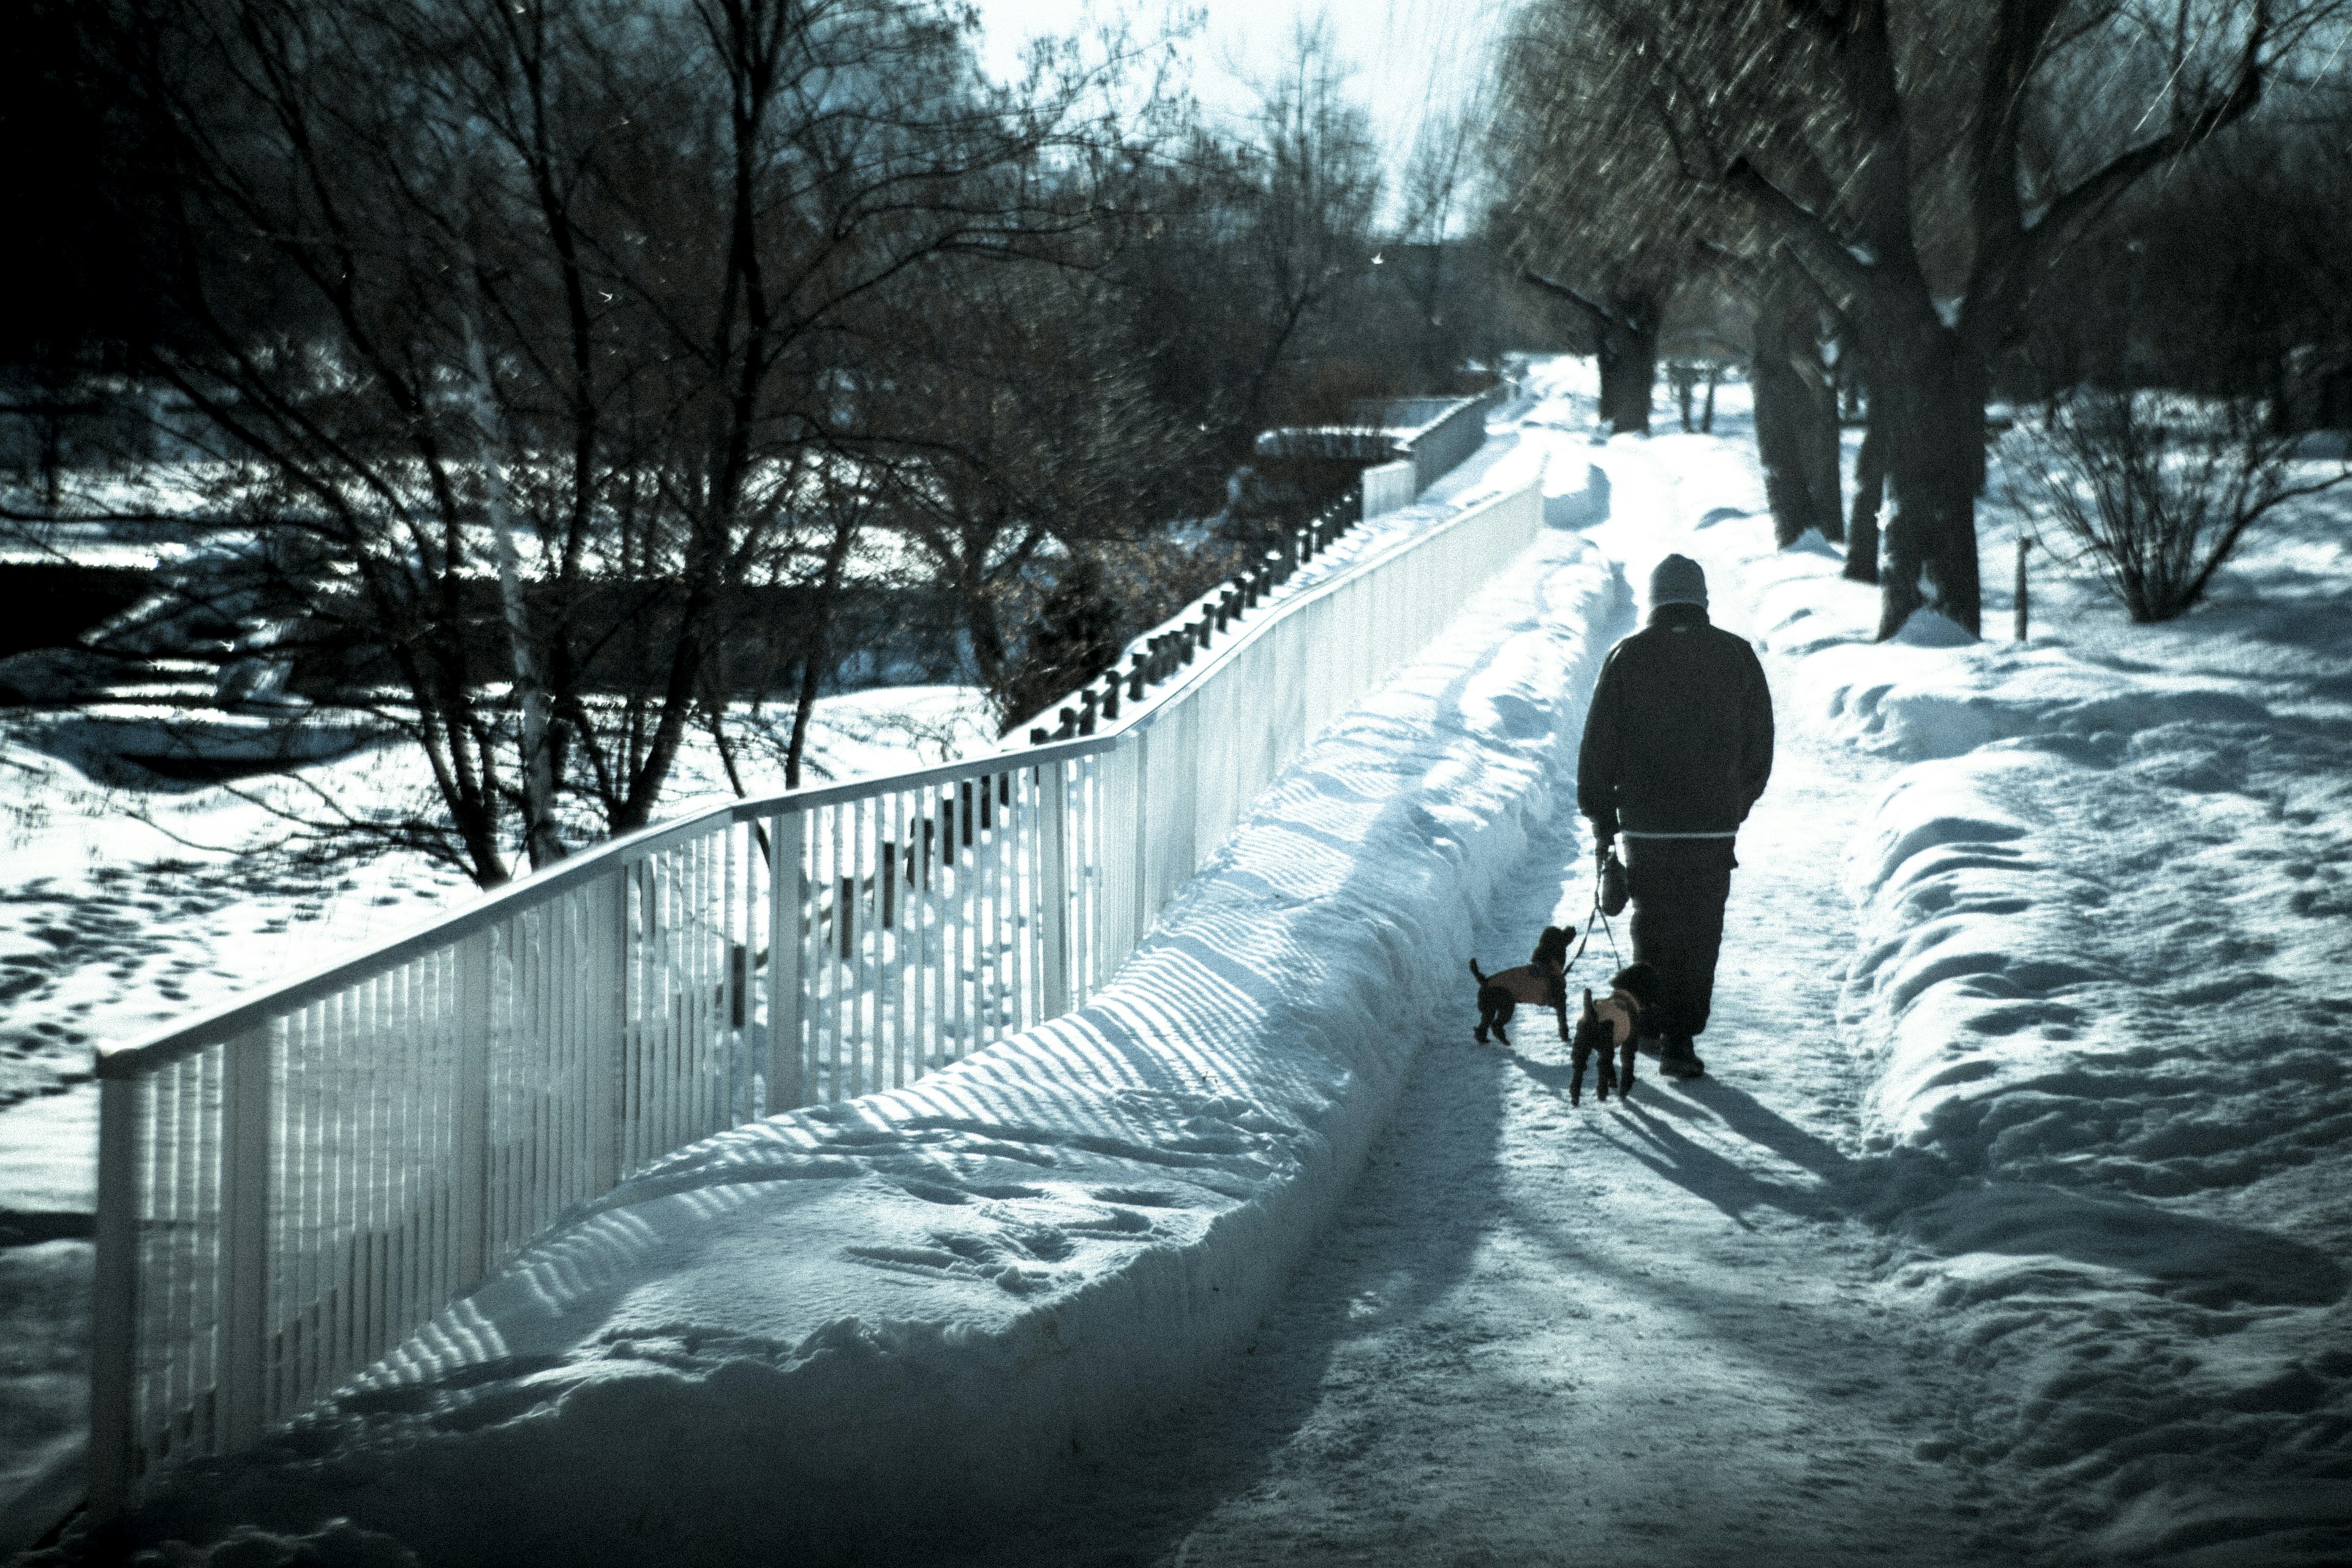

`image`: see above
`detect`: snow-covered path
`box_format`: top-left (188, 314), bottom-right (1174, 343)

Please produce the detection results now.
top-left (922, 427), bottom-right (2019, 1567)
top-left (34, 368), bottom-right (2351, 1566)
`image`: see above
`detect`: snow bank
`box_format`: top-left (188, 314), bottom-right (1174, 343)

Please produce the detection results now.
top-left (1697, 475), bottom-right (2352, 1565)
top-left (0, 682), bottom-right (995, 1550)
top-left (93, 521), bottom-right (1626, 1565)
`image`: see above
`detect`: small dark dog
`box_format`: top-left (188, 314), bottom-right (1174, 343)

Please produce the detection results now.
top-left (1570, 962), bottom-right (1660, 1105)
top-left (1469, 925), bottom-right (1574, 1046)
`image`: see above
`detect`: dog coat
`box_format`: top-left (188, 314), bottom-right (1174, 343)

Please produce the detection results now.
top-left (1588, 989), bottom-right (1640, 1047)
top-left (1481, 963), bottom-right (1562, 1006)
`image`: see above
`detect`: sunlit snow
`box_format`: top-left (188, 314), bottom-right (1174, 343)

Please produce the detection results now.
top-left (8, 359), bottom-right (2351, 1567)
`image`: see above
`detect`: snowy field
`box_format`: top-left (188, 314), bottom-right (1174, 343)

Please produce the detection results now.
top-left (0, 685), bottom-right (998, 1536)
top-left (11, 361), bottom-right (2352, 1566)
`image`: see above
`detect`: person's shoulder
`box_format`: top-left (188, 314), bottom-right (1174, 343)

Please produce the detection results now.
top-left (1697, 621), bottom-right (1761, 659)
top-left (1611, 618), bottom-right (1678, 652)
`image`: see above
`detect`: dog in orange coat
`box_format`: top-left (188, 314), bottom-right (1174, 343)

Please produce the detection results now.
top-left (1469, 925), bottom-right (1575, 1047)
top-left (1570, 962), bottom-right (1660, 1104)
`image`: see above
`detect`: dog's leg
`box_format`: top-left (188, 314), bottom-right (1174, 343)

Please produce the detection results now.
top-left (1569, 1036), bottom-right (1588, 1106)
top-left (1493, 998), bottom-right (1513, 1048)
top-left (1618, 1035), bottom-right (1638, 1099)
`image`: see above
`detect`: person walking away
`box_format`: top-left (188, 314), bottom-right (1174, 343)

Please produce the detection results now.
top-left (1577, 554), bottom-right (1773, 1079)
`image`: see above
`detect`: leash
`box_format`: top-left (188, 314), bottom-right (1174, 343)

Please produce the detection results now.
top-left (1560, 846), bottom-right (1624, 981)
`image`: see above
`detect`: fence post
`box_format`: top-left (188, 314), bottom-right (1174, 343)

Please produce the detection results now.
top-left (218, 1021), bottom-right (276, 1451)
top-left (590, 875), bottom-right (623, 1191)
top-left (1129, 730), bottom-right (1155, 943)
top-left (1036, 761), bottom-right (1070, 1020)
top-left (455, 930), bottom-right (492, 1281)
top-left (768, 812), bottom-right (807, 1113)
top-left (88, 1071), bottom-right (143, 1520)
top-left (2014, 536), bottom-right (2031, 643)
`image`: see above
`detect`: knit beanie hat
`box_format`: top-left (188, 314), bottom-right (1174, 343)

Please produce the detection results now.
top-left (1649, 553), bottom-right (1708, 609)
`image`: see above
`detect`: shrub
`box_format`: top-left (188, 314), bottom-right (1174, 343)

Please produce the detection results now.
top-left (2001, 390), bottom-right (2349, 622)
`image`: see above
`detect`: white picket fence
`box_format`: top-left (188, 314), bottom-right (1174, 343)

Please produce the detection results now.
top-left (87, 477), bottom-right (1544, 1515)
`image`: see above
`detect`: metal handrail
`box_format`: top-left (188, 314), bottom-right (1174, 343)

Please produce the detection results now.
top-left (98, 473), bottom-right (1486, 1079)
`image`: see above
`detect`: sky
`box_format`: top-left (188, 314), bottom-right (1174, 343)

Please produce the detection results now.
top-left (967, 0), bottom-right (1519, 202)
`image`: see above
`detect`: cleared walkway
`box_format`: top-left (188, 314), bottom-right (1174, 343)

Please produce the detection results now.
top-left (930, 427), bottom-right (2021, 1567)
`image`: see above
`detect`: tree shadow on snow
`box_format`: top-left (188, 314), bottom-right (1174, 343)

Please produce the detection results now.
top-left (917, 990), bottom-right (1521, 1568)
top-left (881, 549), bottom-right (1627, 1567)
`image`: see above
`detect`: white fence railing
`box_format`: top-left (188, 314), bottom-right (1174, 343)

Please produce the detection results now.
top-left (1360, 459), bottom-right (1416, 519)
top-left (88, 477), bottom-right (1544, 1515)
top-left (1404, 391), bottom-right (1499, 492)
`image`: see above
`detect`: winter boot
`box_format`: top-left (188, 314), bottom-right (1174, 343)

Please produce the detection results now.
top-left (1660, 1036), bottom-right (1705, 1079)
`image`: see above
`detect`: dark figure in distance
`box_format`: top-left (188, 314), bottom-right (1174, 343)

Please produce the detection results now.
top-left (1577, 554), bottom-right (1773, 1079)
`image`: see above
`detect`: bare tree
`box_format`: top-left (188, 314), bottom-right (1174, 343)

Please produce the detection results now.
top-left (1507, 0), bottom-right (2347, 639)
top-left (2001, 389), bottom-right (2350, 621)
top-left (1750, 265), bottom-right (1845, 546)
top-left (1496, 3), bottom-right (1747, 435)
top-left (1229, 16), bottom-right (1385, 438)
top-left (105, 0), bottom-right (1120, 885)
top-left (876, 251), bottom-right (1216, 731)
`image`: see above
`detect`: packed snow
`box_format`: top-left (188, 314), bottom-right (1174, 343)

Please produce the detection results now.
top-left (10, 358), bottom-right (2352, 1566)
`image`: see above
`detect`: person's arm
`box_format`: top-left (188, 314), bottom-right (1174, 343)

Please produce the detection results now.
top-left (1578, 652), bottom-right (1625, 843)
top-left (1736, 642), bottom-right (1774, 818)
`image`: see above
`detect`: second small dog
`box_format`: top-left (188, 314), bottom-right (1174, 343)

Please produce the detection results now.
top-left (1469, 925), bottom-right (1574, 1046)
top-left (1570, 962), bottom-right (1660, 1105)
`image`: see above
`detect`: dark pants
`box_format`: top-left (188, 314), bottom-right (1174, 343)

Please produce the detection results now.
top-left (1622, 836), bottom-right (1736, 1041)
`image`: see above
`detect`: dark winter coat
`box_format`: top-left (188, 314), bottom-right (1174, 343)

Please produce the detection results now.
top-left (1577, 602), bottom-right (1774, 839)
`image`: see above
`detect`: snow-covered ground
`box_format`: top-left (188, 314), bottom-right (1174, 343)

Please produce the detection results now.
top-left (0, 424), bottom-right (1541, 1546)
top-left (0, 684), bottom-right (997, 1537)
top-left (875, 373), bottom-right (2352, 1568)
top-left (14, 361), bottom-right (2352, 1566)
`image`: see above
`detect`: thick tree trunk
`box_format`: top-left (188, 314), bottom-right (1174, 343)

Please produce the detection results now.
top-left (1868, 316), bottom-right (1985, 639)
top-left (1801, 372), bottom-right (1843, 545)
top-left (1845, 413), bottom-right (1885, 584)
top-left (1518, 272), bottom-right (1659, 437)
top-left (1752, 281), bottom-right (1844, 546)
top-left (1596, 296), bottom-right (1658, 435)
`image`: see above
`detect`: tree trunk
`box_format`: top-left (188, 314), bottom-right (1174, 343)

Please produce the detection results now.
top-left (1752, 281), bottom-right (1844, 546)
top-left (1596, 296), bottom-right (1658, 435)
top-left (785, 506), bottom-right (860, 790)
top-left (459, 298), bottom-right (566, 875)
top-left (963, 576), bottom-right (1016, 726)
top-left (1869, 316), bottom-right (1985, 639)
top-left (1845, 412), bottom-right (1885, 584)
top-left (1517, 272), bottom-right (1657, 437)
top-left (785, 647), bottom-right (824, 793)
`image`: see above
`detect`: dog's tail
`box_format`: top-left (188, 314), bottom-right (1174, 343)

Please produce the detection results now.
top-left (1468, 959), bottom-right (1489, 985)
